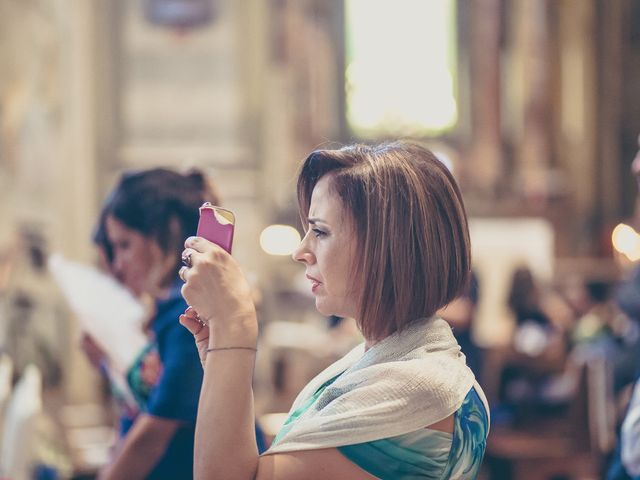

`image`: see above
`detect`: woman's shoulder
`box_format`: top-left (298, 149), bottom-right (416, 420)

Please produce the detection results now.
top-left (360, 354), bottom-right (476, 404)
top-left (337, 388), bottom-right (488, 479)
top-left (439, 387), bottom-right (489, 478)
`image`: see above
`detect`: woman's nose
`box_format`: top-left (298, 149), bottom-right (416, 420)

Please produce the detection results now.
top-left (292, 236), bottom-right (314, 264)
top-left (112, 253), bottom-right (126, 277)
top-left (292, 243), bottom-right (306, 263)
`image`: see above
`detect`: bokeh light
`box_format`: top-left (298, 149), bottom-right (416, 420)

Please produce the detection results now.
top-left (260, 225), bottom-right (301, 256)
top-left (612, 223), bottom-right (640, 261)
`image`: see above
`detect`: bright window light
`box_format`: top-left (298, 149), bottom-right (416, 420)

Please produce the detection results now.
top-left (345, 0), bottom-right (458, 137)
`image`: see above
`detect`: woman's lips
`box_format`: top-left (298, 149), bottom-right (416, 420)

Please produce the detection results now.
top-left (306, 274), bottom-right (321, 293)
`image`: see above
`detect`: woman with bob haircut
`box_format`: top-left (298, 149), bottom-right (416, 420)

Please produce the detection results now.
top-left (180, 142), bottom-right (489, 479)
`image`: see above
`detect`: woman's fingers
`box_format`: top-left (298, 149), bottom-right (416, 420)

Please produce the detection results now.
top-left (181, 248), bottom-right (195, 268)
top-left (180, 234), bottom-right (257, 345)
top-left (179, 312), bottom-right (201, 334)
top-left (184, 306), bottom-right (199, 318)
top-left (179, 313), bottom-right (209, 367)
top-left (184, 236), bottom-right (219, 254)
top-left (178, 265), bottom-right (188, 282)
top-left (179, 312), bottom-right (209, 342)
top-left (180, 238), bottom-right (226, 275)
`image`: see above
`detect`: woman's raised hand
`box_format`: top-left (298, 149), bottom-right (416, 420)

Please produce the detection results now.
top-left (178, 306), bottom-right (209, 366)
top-left (179, 236), bottom-right (258, 349)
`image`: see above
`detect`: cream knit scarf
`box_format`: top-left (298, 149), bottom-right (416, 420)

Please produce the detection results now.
top-left (265, 317), bottom-right (487, 454)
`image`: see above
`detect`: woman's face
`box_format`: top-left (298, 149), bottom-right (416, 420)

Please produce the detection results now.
top-left (293, 175), bottom-right (360, 319)
top-left (105, 215), bottom-right (171, 296)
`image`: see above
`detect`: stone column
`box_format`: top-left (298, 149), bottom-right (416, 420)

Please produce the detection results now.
top-left (556, 0), bottom-right (598, 254)
top-left (468, 0), bottom-right (502, 196)
top-left (512, 0), bottom-right (552, 203)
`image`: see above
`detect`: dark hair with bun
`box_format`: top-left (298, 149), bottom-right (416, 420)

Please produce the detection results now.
top-left (93, 168), bottom-right (220, 283)
top-left (185, 169), bottom-right (221, 206)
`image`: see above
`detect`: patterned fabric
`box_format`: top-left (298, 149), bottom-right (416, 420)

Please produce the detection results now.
top-left (339, 388), bottom-right (488, 479)
top-left (275, 378), bottom-right (488, 479)
top-left (266, 318), bottom-right (479, 454)
top-left (123, 279), bottom-right (203, 480)
top-left (126, 342), bottom-right (162, 413)
top-left (272, 375), bottom-right (342, 446)
top-left (440, 388), bottom-right (489, 479)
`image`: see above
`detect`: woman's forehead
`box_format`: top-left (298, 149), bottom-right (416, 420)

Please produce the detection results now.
top-left (105, 214), bottom-right (143, 240)
top-left (309, 176), bottom-right (347, 222)
top-left (310, 176), bottom-right (336, 206)
top-left (311, 174), bottom-right (334, 199)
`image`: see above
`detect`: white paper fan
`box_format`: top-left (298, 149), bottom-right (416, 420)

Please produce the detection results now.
top-left (48, 254), bottom-right (148, 376)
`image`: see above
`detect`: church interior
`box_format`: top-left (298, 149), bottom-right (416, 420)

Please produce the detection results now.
top-left (1, 0), bottom-right (640, 478)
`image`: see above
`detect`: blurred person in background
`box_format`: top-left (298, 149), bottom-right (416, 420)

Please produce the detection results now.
top-left (180, 142), bottom-right (489, 479)
top-left (0, 228), bottom-right (72, 479)
top-left (87, 168), bottom-right (214, 480)
top-left (619, 380), bottom-right (640, 479)
top-left (570, 280), bottom-right (630, 360)
top-left (0, 227), bottom-right (66, 389)
top-left (496, 265), bottom-right (570, 422)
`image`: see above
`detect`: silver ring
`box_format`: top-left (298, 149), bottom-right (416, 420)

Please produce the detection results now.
top-left (179, 265), bottom-right (189, 282)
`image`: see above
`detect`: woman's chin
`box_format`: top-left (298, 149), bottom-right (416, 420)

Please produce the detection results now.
top-left (314, 299), bottom-right (350, 319)
top-left (314, 299), bottom-right (333, 317)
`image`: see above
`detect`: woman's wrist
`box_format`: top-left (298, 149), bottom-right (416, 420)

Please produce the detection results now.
top-left (206, 313), bottom-right (258, 349)
top-left (200, 345), bottom-right (257, 368)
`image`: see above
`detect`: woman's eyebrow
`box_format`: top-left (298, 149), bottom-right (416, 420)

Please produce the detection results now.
top-left (307, 217), bottom-right (327, 225)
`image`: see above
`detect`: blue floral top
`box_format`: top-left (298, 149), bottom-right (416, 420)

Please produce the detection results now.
top-left (124, 280), bottom-right (203, 480)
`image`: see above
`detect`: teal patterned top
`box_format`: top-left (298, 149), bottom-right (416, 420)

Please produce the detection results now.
top-left (339, 387), bottom-right (488, 479)
top-left (273, 380), bottom-right (488, 480)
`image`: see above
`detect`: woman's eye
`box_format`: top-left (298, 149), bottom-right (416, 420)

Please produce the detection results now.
top-left (312, 228), bottom-right (326, 238)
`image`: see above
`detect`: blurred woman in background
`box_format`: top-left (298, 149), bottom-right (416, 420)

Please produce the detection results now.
top-left (90, 168), bottom-right (216, 479)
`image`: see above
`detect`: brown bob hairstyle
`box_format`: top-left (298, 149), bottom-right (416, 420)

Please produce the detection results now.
top-left (297, 142), bottom-right (471, 340)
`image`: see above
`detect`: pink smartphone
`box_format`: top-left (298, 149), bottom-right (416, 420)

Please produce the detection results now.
top-left (196, 203), bottom-right (235, 253)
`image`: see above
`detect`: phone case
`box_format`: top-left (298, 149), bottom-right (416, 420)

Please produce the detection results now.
top-left (196, 203), bottom-right (235, 253)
